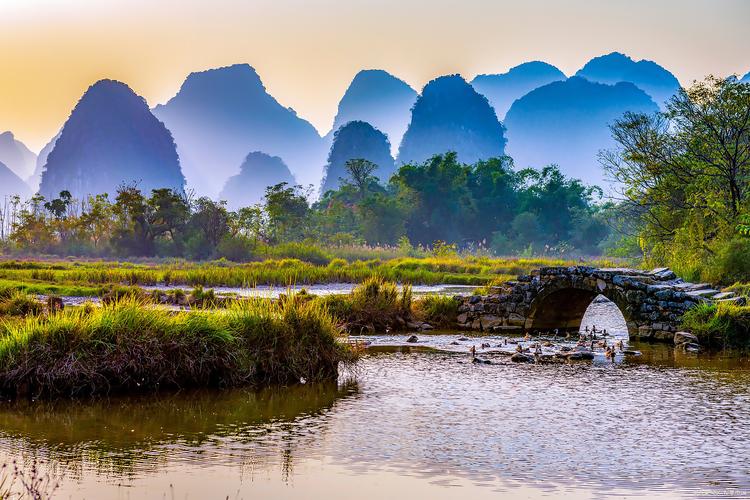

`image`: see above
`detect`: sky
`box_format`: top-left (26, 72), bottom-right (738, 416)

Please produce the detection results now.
top-left (1, 0), bottom-right (749, 152)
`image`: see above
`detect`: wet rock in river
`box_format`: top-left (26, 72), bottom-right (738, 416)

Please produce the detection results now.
top-left (511, 353), bottom-right (534, 363)
top-left (673, 331), bottom-right (699, 345)
top-left (561, 350), bottom-right (595, 361)
top-left (406, 335), bottom-right (419, 343)
top-left (472, 357), bottom-right (492, 364)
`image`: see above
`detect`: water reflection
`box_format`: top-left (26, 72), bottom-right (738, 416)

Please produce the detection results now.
top-left (0, 382), bottom-right (358, 480)
top-left (0, 302), bottom-right (749, 498)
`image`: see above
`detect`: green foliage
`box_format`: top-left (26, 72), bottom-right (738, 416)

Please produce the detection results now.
top-left (0, 296), bottom-right (355, 397)
top-left (737, 214), bottom-right (750, 237)
top-left (603, 76), bottom-right (750, 283)
top-left (681, 302), bottom-right (750, 348)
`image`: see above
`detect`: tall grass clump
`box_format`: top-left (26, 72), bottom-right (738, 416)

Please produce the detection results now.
top-left (347, 277), bottom-right (411, 330)
top-left (0, 291), bottom-right (44, 318)
top-left (681, 302), bottom-right (750, 348)
top-left (0, 296), bottom-right (356, 398)
top-left (413, 295), bottom-right (459, 328)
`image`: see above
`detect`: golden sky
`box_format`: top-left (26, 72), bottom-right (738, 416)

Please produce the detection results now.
top-left (1, 0), bottom-right (749, 151)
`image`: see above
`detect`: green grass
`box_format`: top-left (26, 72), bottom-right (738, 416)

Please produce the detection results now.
top-left (0, 255), bottom-right (621, 293)
top-left (723, 282), bottom-right (750, 298)
top-left (413, 295), bottom-right (459, 328)
top-left (681, 302), bottom-right (750, 348)
top-left (0, 290), bottom-right (44, 317)
top-left (0, 296), bottom-right (356, 398)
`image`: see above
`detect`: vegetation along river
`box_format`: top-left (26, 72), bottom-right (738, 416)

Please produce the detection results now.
top-left (0, 300), bottom-right (748, 499)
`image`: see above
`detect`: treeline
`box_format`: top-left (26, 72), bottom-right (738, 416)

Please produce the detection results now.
top-left (0, 154), bottom-right (613, 260)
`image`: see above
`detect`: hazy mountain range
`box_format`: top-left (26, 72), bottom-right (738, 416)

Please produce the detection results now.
top-left (326, 70), bottom-right (416, 156)
top-left (471, 61), bottom-right (567, 119)
top-left (398, 75), bottom-right (506, 165)
top-left (8, 52), bottom-right (745, 205)
top-left (153, 64), bottom-right (326, 197)
top-left (0, 131), bottom-right (36, 181)
top-left (219, 151), bottom-right (296, 210)
top-left (575, 52), bottom-right (680, 109)
top-left (0, 161), bottom-right (31, 201)
top-left (504, 76), bottom-right (659, 186)
top-left (39, 79), bottom-right (185, 200)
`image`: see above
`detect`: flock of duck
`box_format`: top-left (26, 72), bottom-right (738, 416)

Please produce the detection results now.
top-left (455, 325), bottom-right (641, 365)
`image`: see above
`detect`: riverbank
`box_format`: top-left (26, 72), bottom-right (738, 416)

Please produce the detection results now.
top-left (0, 297), bottom-right (356, 398)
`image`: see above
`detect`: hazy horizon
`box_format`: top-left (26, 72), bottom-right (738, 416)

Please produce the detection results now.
top-left (2, 0), bottom-right (749, 151)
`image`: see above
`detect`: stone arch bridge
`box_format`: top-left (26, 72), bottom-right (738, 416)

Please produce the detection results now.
top-left (457, 266), bottom-right (743, 341)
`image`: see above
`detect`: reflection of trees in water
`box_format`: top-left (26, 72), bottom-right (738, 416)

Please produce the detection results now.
top-left (0, 380), bottom-right (359, 480)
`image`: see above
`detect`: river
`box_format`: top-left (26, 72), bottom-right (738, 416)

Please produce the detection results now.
top-left (0, 301), bottom-right (748, 499)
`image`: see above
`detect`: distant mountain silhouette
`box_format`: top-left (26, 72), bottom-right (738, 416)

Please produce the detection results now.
top-left (39, 80), bottom-right (185, 200)
top-left (504, 76), bottom-right (659, 187)
top-left (471, 61), bottom-right (566, 119)
top-left (321, 121), bottom-right (395, 194)
top-left (28, 132), bottom-right (60, 191)
top-left (0, 161), bottom-right (31, 200)
top-left (219, 152), bottom-right (296, 210)
top-left (397, 75), bottom-right (506, 165)
top-left (0, 131), bottom-right (37, 180)
top-left (153, 64), bottom-right (325, 197)
top-left (742, 71), bottom-right (750, 83)
top-left (326, 70), bottom-right (417, 155)
top-left (575, 52), bottom-right (680, 108)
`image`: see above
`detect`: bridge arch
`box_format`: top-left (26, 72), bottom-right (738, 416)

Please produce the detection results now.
top-left (456, 266), bottom-right (726, 341)
top-left (523, 277), bottom-right (637, 336)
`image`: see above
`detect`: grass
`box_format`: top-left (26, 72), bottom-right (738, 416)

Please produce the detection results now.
top-left (412, 295), bottom-right (459, 328)
top-left (0, 290), bottom-right (44, 317)
top-left (0, 255), bottom-right (621, 293)
top-left (681, 302), bottom-right (750, 348)
top-left (723, 282), bottom-right (750, 298)
top-left (0, 296), bottom-right (356, 398)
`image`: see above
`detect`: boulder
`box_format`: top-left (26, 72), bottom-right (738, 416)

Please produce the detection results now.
top-left (510, 353), bottom-right (534, 363)
top-left (564, 351), bottom-right (595, 361)
top-left (507, 313), bottom-right (526, 326)
top-left (480, 315), bottom-right (503, 329)
top-left (650, 268), bottom-right (677, 280)
top-left (652, 330), bottom-right (674, 341)
top-left (405, 335), bottom-right (419, 343)
top-left (673, 331), bottom-right (699, 345)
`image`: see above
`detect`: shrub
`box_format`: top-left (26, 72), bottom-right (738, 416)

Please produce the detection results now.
top-left (707, 238), bottom-right (750, 284)
top-left (681, 302), bottom-right (750, 348)
top-left (216, 235), bottom-right (254, 262)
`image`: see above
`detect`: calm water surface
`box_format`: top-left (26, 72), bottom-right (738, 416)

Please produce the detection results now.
top-left (1, 301), bottom-right (749, 499)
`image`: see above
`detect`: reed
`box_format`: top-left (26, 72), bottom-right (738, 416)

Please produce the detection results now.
top-left (0, 295), bottom-right (355, 398)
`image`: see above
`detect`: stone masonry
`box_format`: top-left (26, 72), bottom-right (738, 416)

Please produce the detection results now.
top-left (457, 266), bottom-right (745, 341)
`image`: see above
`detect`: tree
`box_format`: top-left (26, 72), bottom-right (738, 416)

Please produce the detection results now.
top-left (264, 183), bottom-right (310, 243)
top-left (187, 198), bottom-right (230, 258)
top-left (344, 158), bottom-right (378, 200)
top-left (601, 76), bottom-right (750, 277)
top-left (390, 153), bottom-right (475, 245)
